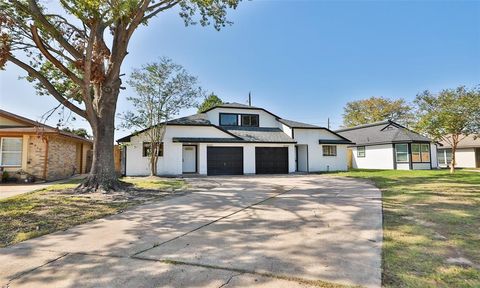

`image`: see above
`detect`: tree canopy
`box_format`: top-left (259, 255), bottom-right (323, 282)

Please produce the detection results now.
top-left (414, 86), bottom-right (480, 173)
top-left (342, 96), bottom-right (414, 128)
top-left (0, 0), bottom-right (241, 191)
top-left (197, 93), bottom-right (223, 112)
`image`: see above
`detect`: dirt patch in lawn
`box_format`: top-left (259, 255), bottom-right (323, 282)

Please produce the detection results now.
top-left (0, 177), bottom-right (187, 247)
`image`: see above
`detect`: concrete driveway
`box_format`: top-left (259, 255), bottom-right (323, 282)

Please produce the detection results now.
top-left (0, 175), bottom-right (382, 288)
top-left (0, 175), bottom-right (86, 199)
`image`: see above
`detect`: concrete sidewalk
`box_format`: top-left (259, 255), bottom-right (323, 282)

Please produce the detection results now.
top-left (0, 175), bottom-right (382, 288)
top-left (0, 174), bottom-right (86, 199)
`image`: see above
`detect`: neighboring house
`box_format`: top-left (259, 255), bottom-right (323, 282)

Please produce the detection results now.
top-left (0, 109), bottom-right (93, 181)
top-left (336, 120), bottom-right (439, 170)
top-left (438, 135), bottom-right (480, 168)
top-left (117, 103), bottom-right (353, 176)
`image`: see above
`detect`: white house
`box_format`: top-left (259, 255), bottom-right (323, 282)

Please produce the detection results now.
top-left (336, 121), bottom-right (439, 170)
top-left (437, 135), bottom-right (480, 168)
top-left (117, 103), bottom-right (353, 176)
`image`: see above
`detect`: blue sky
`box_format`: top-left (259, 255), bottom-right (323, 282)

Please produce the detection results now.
top-left (1, 0), bottom-right (479, 139)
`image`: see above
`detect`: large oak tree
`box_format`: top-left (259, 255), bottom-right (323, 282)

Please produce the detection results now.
top-left (0, 0), bottom-right (240, 191)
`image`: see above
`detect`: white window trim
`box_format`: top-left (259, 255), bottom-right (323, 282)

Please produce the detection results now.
top-left (0, 137), bottom-right (23, 167)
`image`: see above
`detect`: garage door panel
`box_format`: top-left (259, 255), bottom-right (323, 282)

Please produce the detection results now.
top-left (255, 147), bottom-right (288, 174)
top-left (207, 147), bottom-right (243, 175)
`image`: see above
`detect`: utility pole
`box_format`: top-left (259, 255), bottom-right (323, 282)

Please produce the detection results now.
top-left (327, 118), bottom-right (330, 129)
top-left (248, 91), bottom-right (252, 106)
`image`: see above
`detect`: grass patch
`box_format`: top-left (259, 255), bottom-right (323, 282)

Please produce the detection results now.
top-left (330, 169), bottom-right (480, 288)
top-left (0, 177), bottom-right (186, 247)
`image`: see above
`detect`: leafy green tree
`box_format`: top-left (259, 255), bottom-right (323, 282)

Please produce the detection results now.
top-left (120, 58), bottom-right (202, 176)
top-left (414, 86), bottom-right (480, 173)
top-left (197, 93), bottom-right (223, 113)
top-left (0, 0), bottom-right (240, 192)
top-left (62, 127), bottom-right (91, 139)
top-left (342, 96), bottom-right (414, 128)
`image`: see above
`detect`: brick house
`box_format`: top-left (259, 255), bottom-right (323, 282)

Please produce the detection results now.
top-left (0, 109), bottom-right (93, 181)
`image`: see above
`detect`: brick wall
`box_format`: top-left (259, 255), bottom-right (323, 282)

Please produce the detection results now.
top-left (26, 135), bottom-right (47, 179)
top-left (46, 136), bottom-right (78, 180)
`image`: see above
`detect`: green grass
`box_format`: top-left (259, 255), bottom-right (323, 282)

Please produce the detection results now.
top-left (330, 169), bottom-right (480, 288)
top-left (0, 177), bottom-right (185, 247)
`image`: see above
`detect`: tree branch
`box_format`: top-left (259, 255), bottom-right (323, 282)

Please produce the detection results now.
top-left (30, 25), bottom-right (83, 85)
top-left (8, 55), bottom-right (87, 118)
top-left (142, 0), bottom-right (180, 23)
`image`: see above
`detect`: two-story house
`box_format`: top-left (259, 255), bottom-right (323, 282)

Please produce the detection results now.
top-left (117, 103), bottom-right (353, 176)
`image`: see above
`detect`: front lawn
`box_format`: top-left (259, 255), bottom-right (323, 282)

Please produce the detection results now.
top-left (0, 177), bottom-right (186, 247)
top-left (331, 169), bottom-right (480, 287)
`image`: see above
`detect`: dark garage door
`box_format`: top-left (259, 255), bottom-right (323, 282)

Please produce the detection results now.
top-left (207, 147), bottom-right (244, 176)
top-left (255, 147), bottom-right (289, 174)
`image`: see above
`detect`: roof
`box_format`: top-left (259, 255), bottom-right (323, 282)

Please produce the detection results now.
top-left (278, 119), bottom-right (321, 129)
top-left (166, 113), bottom-right (211, 125)
top-left (439, 134), bottom-right (480, 148)
top-left (200, 102), bottom-right (282, 119)
top-left (225, 127), bottom-right (296, 143)
top-left (336, 120), bottom-right (433, 146)
top-left (0, 109), bottom-right (92, 143)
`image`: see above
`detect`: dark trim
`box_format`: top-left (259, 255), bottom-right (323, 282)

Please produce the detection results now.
top-left (201, 104), bottom-right (282, 119)
top-left (347, 140), bottom-right (432, 147)
top-left (357, 146), bottom-right (366, 158)
top-left (408, 143), bottom-right (413, 170)
top-left (172, 137), bottom-right (296, 144)
top-left (240, 113), bottom-right (260, 127)
top-left (429, 143), bottom-right (433, 169)
top-left (219, 113), bottom-right (238, 126)
top-left (295, 145), bottom-right (298, 172)
top-left (123, 146), bottom-right (127, 176)
top-left (392, 144), bottom-right (397, 169)
top-left (291, 128), bottom-right (295, 139)
top-left (410, 143), bottom-right (431, 164)
top-left (318, 139), bottom-right (354, 145)
top-left (182, 145), bottom-right (197, 174)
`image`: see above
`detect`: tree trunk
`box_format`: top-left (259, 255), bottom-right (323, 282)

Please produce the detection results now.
top-left (450, 143), bottom-right (457, 174)
top-left (77, 90), bottom-right (122, 192)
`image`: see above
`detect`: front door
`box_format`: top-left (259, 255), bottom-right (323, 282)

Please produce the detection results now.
top-left (182, 145), bottom-right (196, 173)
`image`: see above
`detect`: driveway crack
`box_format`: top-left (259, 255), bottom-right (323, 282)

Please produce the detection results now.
top-left (6, 253), bottom-right (69, 285)
top-left (218, 272), bottom-right (243, 288)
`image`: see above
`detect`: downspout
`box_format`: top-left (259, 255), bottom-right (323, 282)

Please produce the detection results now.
top-left (42, 137), bottom-right (49, 180)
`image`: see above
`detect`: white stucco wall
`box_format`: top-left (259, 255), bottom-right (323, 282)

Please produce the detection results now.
top-left (455, 148), bottom-right (477, 168)
top-left (293, 129), bottom-right (348, 171)
top-left (205, 108), bottom-right (278, 127)
top-left (125, 125), bottom-right (235, 176)
top-left (297, 145), bottom-right (308, 172)
top-left (351, 144), bottom-right (395, 169)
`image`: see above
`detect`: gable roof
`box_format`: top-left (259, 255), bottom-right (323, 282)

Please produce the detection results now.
top-left (336, 120), bottom-right (433, 146)
top-left (278, 119), bottom-right (320, 129)
top-left (439, 134), bottom-right (480, 148)
top-left (0, 109), bottom-right (92, 143)
top-left (226, 127), bottom-right (296, 143)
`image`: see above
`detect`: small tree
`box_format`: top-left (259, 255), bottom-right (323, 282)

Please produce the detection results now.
top-left (197, 93), bottom-right (223, 112)
top-left (414, 86), bottom-right (480, 173)
top-left (342, 96), bottom-right (414, 127)
top-left (121, 58), bottom-right (202, 176)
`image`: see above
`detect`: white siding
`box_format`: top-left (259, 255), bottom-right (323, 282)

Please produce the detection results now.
top-left (351, 144), bottom-right (395, 169)
top-left (125, 125), bottom-right (234, 176)
top-left (205, 108), bottom-right (278, 127)
top-left (396, 163), bottom-right (410, 170)
top-left (293, 129), bottom-right (348, 171)
top-left (430, 143), bottom-right (439, 168)
top-left (455, 148), bottom-right (477, 168)
top-left (412, 163), bottom-right (431, 170)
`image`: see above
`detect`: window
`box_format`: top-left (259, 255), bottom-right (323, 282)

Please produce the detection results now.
top-left (412, 143), bottom-right (430, 163)
top-left (241, 114), bottom-right (259, 127)
top-left (411, 144), bottom-right (421, 162)
top-left (322, 145), bottom-right (337, 156)
top-left (142, 142), bottom-right (163, 157)
top-left (395, 144), bottom-right (408, 162)
top-left (357, 146), bottom-right (366, 157)
top-left (421, 144), bottom-right (430, 162)
top-left (219, 113), bottom-right (238, 126)
top-left (0, 137), bottom-right (22, 166)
